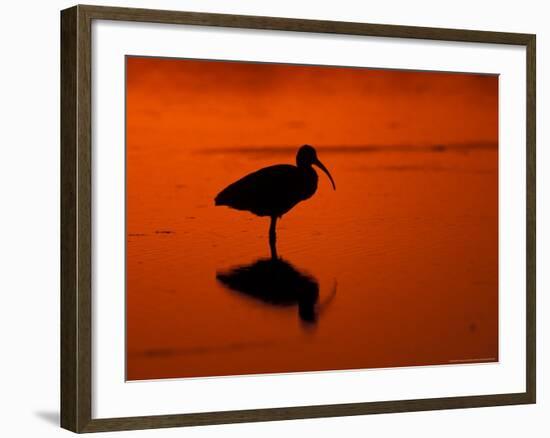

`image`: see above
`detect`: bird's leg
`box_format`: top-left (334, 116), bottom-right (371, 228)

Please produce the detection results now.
top-left (269, 216), bottom-right (278, 260)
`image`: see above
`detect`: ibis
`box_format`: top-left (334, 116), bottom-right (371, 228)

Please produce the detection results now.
top-left (215, 145), bottom-right (336, 259)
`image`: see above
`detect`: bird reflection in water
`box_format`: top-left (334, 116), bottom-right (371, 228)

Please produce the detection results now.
top-left (216, 258), bottom-right (336, 326)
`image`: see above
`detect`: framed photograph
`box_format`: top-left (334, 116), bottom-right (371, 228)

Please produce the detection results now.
top-left (60, 4), bottom-right (536, 433)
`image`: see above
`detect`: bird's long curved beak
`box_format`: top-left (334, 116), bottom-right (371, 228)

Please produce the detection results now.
top-left (314, 159), bottom-right (336, 190)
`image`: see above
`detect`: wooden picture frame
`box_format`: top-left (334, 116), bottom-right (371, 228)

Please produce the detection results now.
top-left (61, 4), bottom-right (536, 433)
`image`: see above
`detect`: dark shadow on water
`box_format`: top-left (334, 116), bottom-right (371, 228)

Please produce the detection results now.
top-left (34, 411), bottom-right (59, 427)
top-left (132, 340), bottom-right (278, 358)
top-left (350, 164), bottom-right (496, 174)
top-left (217, 258), bottom-right (336, 326)
top-left (197, 142), bottom-right (497, 156)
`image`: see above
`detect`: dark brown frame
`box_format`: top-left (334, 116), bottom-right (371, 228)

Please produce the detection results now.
top-left (61, 4), bottom-right (536, 433)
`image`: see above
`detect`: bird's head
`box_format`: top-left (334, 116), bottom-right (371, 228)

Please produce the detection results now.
top-left (296, 145), bottom-right (336, 190)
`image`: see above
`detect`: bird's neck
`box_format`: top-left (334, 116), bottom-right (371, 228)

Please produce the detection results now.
top-left (300, 165), bottom-right (318, 200)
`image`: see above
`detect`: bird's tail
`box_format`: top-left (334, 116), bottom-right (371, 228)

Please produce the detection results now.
top-left (214, 190), bottom-right (228, 206)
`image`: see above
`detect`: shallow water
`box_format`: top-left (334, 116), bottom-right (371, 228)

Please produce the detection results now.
top-left (126, 145), bottom-right (498, 380)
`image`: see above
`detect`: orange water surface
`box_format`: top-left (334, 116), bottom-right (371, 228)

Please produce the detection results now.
top-left (126, 57), bottom-right (498, 381)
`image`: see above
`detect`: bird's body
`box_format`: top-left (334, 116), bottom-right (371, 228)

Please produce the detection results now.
top-left (215, 164), bottom-right (318, 217)
top-left (215, 145), bottom-right (335, 259)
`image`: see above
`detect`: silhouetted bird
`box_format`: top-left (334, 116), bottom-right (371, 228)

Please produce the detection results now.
top-left (215, 145), bottom-right (335, 259)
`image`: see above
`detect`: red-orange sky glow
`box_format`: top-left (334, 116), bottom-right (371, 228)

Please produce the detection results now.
top-left (126, 56), bottom-right (498, 381)
top-left (126, 57), bottom-right (498, 151)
